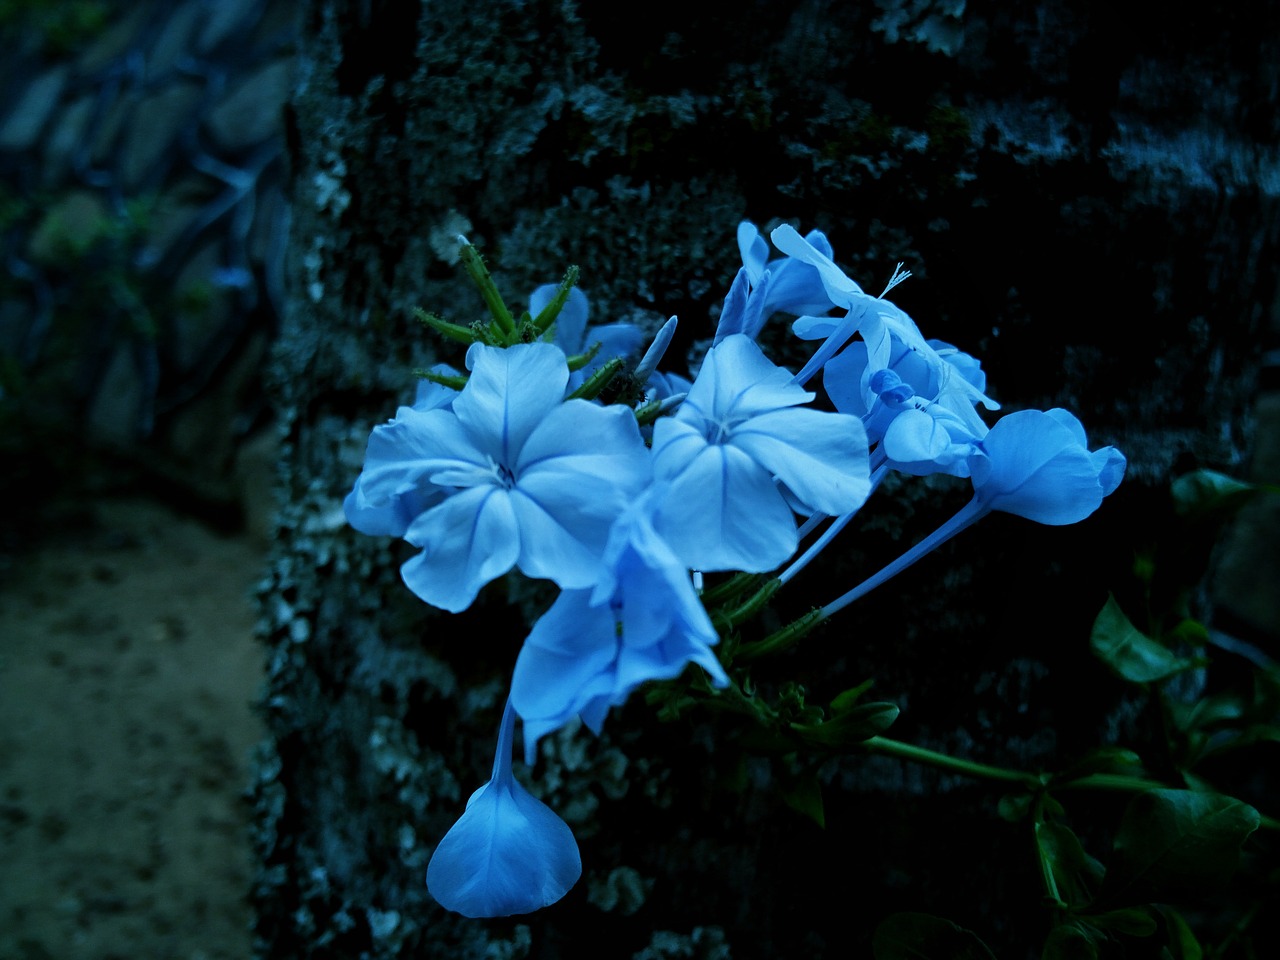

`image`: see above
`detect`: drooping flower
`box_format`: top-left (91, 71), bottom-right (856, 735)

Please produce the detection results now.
top-left (427, 699), bottom-right (580, 918)
top-left (511, 492), bottom-right (729, 763)
top-left (651, 334), bottom-right (871, 571)
top-left (968, 408), bottom-right (1127, 524)
top-left (347, 342), bottom-right (651, 612)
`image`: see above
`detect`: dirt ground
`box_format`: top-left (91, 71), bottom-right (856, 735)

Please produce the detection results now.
top-left (0, 497), bottom-right (264, 960)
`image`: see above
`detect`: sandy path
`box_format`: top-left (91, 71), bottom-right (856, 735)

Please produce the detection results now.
top-left (1, 498), bottom-right (264, 960)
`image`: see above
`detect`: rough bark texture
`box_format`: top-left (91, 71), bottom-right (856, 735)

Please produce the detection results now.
top-left (255, 2), bottom-right (1278, 957)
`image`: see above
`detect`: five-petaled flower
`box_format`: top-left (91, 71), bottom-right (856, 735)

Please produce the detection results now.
top-left (651, 333), bottom-right (872, 571)
top-left (351, 341), bottom-right (651, 612)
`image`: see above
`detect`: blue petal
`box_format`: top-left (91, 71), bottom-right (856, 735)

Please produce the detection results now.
top-left (402, 487), bottom-right (520, 611)
top-left (453, 344), bottom-right (569, 465)
top-left (344, 406), bottom-right (474, 537)
top-left (714, 267), bottom-right (751, 344)
top-left (737, 221), bottom-right (770, 284)
top-left (971, 410), bottom-right (1106, 525)
top-left (679, 334), bottom-right (812, 429)
top-left (730, 407), bottom-right (871, 517)
top-left (512, 592), bottom-right (619, 757)
top-left (652, 418), bottom-right (798, 571)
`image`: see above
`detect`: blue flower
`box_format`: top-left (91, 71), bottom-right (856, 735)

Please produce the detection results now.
top-left (969, 408), bottom-right (1126, 524)
top-left (651, 334), bottom-right (871, 571)
top-left (715, 222), bottom-right (836, 344)
top-left (825, 339), bottom-right (994, 477)
top-left (511, 493), bottom-right (729, 762)
top-left (427, 699), bottom-right (580, 917)
top-left (348, 342), bottom-right (651, 612)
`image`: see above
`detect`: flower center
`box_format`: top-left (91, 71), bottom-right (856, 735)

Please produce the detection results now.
top-left (488, 457), bottom-right (517, 490)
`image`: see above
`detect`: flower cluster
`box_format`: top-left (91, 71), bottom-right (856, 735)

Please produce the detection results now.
top-left (344, 223), bottom-right (1125, 918)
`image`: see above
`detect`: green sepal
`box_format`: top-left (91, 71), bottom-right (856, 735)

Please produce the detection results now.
top-left (700, 572), bottom-right (761, 606)
top-left (829, 678), bottom-right (875, 714)
top-left (712, 578), bottom-right (781, 630)
top-left (734, 607), bottom-right (825, 663)
top-left (633, 397), bottom-right (667, 427)
top-left (566, 356), bottom-right (623, 401)
top-left (413, 307), bottom-right (479, 344)
top-left (1090, 594), bottom-right (1205, 684)
top-left (790, 701), bottom-right (900, 749)
top-left (531, 264), bottom-right (581, 334)
top-left (457, 240), bottom-right (516, 336)
top-left (873, 913), bottom-right (997, 960)
top-left (565, 341), bottom-right (603, 372)
top-left (417, 369), bottom-right (468, 390)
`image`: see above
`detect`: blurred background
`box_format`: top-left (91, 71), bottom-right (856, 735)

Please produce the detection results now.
top-left (1, 2), bottom-right (296, 957)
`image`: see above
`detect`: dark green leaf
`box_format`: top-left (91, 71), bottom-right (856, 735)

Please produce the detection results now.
top-left (1098, 789), bottom-right (1261, 905)
top-left (1078, 907), bottom-right (1157, 937)
top-left (1057, 746), bottom-right (1146, 781)
top-left (1090, 595), bottom-right (1203, 684)
top-left (779, 771), bottom-right (824, 828)
top-left (1171, 470), bottom-right (1259, 522)
top-left (1034, 822), bottom-right (1087, 895)
top-left (1155, 906), bottom-right (1203, 960)
top-left (872, 913), bottom-right (997, 960)
top-left (1042, 923), bottom-right (1099, 960)
top-left (1037, 821), bottom-right (1105, 907)
top-left (790, 701), bottom-right (899, 749)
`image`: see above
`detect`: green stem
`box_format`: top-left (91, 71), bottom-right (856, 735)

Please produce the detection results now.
top-left (862, 736), bottom-right (1043, 788)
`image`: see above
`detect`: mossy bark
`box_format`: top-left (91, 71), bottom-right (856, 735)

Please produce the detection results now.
top-left (254, 2), bottom-right (1278, 957)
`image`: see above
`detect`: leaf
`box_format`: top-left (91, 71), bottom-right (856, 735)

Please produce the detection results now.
top-left (1090, 595), bottom-right (1203, 684)
top-left (1155, 905), bottom-right (1203, 960)
top-left (791, 701), bottom-right (899, 749)
top-left (779, 770), bottom-right (825, 828)
top-left (1078, 907), bottom-right (1157, 937)
top-left (872, 913), bottom-right (997, 960)
top-left (1041, 923), bottom-right (1099, 960)
top-left (1171, 470), bottom-right (1259, 522)
top-left (1097, 789), bottom-right (1261, 906)
top-left (1036, 821), bottom-right (1105, 907)
top-left (1056, 746), bottom-right (1146, 781)
top-left (1042, 923), bottom-right (1100, 960)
